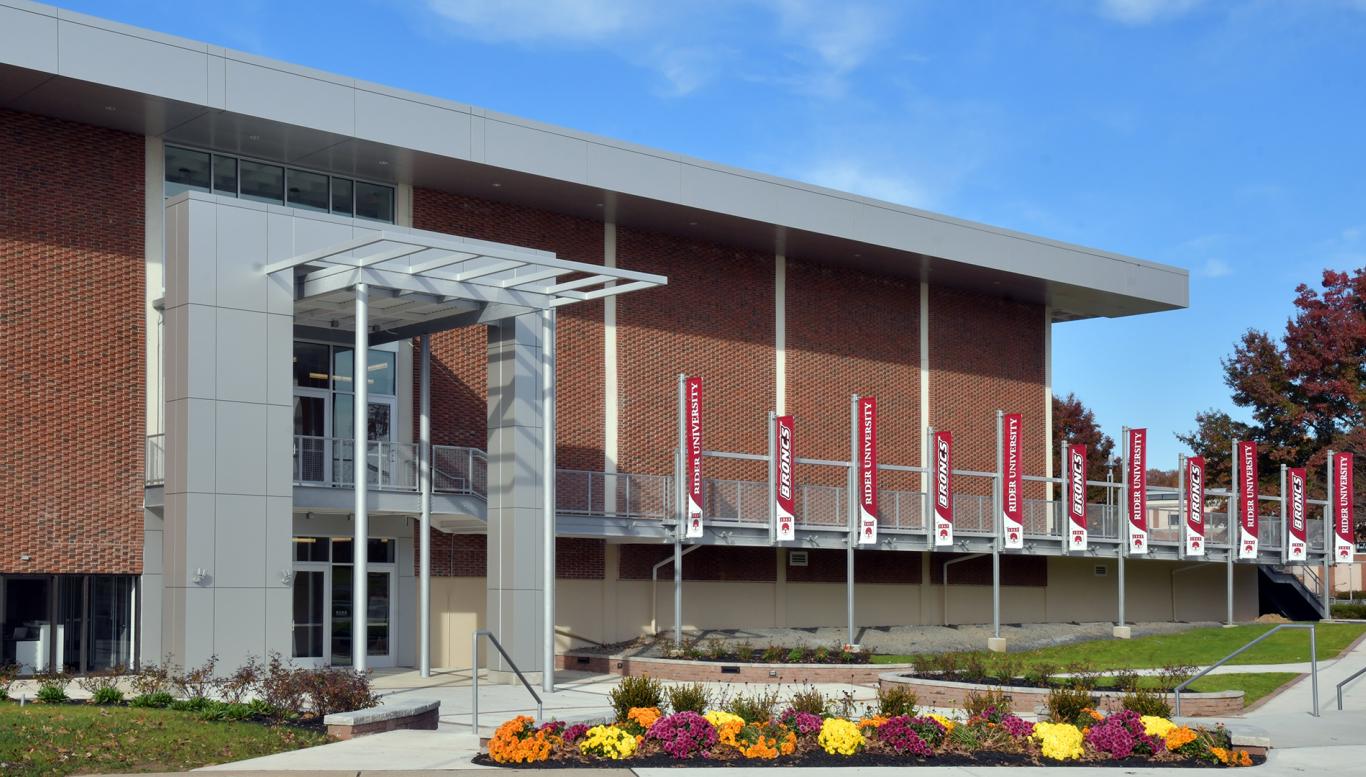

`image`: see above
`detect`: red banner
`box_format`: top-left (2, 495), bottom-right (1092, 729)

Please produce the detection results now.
top-left (1002, 413), bottom-right (1024, 549)
top-left (857, 397), bottom-right (878, 545)
top-left (1127, 428), bottom-right (1148, 554)
top-left (775, 415), bottom-right (795, 542)
top-left (1238, 441), bottom-right (1259, 559)
top-left (1334, 452), bottom-right (1355, 564)
top-left (1185, 456), bottom-right (1205, 557)
top-left (933, 430), bottom-right (953, 546)
top-left (1286, 467), bottom-right (1308, 562)
top-left (684, 376), bottom-right (704, 538)
top-left (1068, 444), bottom-right (1088, 552)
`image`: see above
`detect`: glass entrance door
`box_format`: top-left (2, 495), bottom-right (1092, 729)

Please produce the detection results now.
top-left (291, 537), bottom-right (396, 668)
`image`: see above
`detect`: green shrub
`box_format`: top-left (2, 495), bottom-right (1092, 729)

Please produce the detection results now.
top-left (788, 686), bottom-right (828, 716)
top-left (1121, 687), bottom-right (1172, 718)
top-left (129, 662), bottom-right (172, 697)
top-left (216, 655), bottom-right (262, 703)
top-left (812, 646), bottom-right (830, 663)
top-left (129, 691), bottom-right (175, 708)
top-left (298, 667), bottom-right (378, 717)
top-left (1332, 602), bottom-right (1366, 619)
top-left (704, 638), bottom-right (727, 660)
top-left (875, 684), bottom-right (919, 717)
top-left (991, 655), bottom-right (1023, 684)
top-left (761, 644), bottom-right (785, 663)
top-left (1155, 663), bottom-right (1196, 694)
top-left (961, 653), bottom-right (990, 684)
top-left (0, 662), bottom-right (18, 698)
top-left (785, 647), bottom-right (808, 664)
top-left (171, 656), bottom-right (218, 700)
top-left (76, 667), bottom-right (124, 697)
top-left (666, 682), bottom-right (709, 714)
top-left (725, 689), bottom-right (781, 724)
top-left (963, 687), bottom-right (1013, 719)
top-left (170, 696), bottom-right (212, 712)
top-left (1043, 685), bottom-right (1095, 725)
top-left (608, 674), bottom-right (664, 722)
top-left (261, 653), bottom-right (307, 716)
top-left (37, 680), bottom-right (69, 704)
top-left (91, 686), bottom-right (125, 705)
top-left (1113, 669), bottom-right (1141, 693)
top-left (196, 700), bottom-right (258, 721)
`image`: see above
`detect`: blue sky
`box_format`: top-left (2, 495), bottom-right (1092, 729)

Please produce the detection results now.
top-left (68, 0), bottom-right (1366, 465)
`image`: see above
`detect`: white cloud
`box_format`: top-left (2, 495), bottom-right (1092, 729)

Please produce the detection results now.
top-left (801, 159), bottom-right (937, 210)
top-left (1098, 0), bottom-right (1203, 25)
top-left (1199, 258), bottom-right (1232, 278)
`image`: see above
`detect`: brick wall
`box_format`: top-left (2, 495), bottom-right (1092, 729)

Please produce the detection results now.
top-left (411, 189), bottom-right (604, 469)
top-left (928, 286), bottom-right (1046, 497)
top-left (619, 545), bottom-right (777, 582)
top-left (0, 109), bottom-right (144, 574)
top-left (421, 531), bottom-right (603, 579)
top-left (786, 260), bottom-right (919, 490)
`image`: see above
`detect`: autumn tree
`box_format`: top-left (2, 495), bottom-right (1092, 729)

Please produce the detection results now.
top-left (1178, 267), bottom-right (1364, 507)
top-left (1052, 393), bottom-right (1118, 489)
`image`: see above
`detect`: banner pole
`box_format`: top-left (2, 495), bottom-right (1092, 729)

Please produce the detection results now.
top-left (768, 411), bottom-right (777, 546)
top-left (1324, 450), bottom-right (1335, 619)
top-left (992, 410), bottom-right (1003, 642)
top-left (1178, 454), bottom-right (1186, 561)
top-left (1227, 439), bottom-right (1236, 626)
top-left (1118, 427), bottom-right (1128, 633)
top-left (674, 373), bottom-right (685, 647)
top-left (847, 394), bottom-right (858, 648)
top-left (1280, 464), bottom-right (1288, 565)
top-left (925, 425), bottom-right (935, 550)
top-left (1060, 439), bottom-right (1068, 551)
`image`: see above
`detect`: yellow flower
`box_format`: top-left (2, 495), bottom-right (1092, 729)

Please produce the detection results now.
top-left (1140, 715), bottom-right (1176, 739)
top-left (578, 724), bottom-right (638, 760)
top-left (704, 710), bottom-right (745, 729)
top-left (926, 713), bottom-right (957, 732)
top-left (1031, 722), bottom-right (1085, 761)
top-left (817, 718), bottom-right (866, 756)
top-left (1211, 746), bottom-right (1230, 764)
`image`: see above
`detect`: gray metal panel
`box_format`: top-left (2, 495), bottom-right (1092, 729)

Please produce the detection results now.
top-left (0, 3), bottom-right (57, 74)
top-left (57, 15), bottom-right (209, 106)
top-left (354, 87), bottom-right (472, 161)
top-left (223, 56), bottom-right (355, 138)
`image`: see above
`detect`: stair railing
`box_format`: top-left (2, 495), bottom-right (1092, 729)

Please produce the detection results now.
top-left (1336, 666), bottom-right (1366, 710)
top-left (471, 629), bottom-right (543, 732)
top-left (1174, 623), bottom-right (1318, 717)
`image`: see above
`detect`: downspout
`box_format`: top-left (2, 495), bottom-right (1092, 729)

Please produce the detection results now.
top-left (652, 545), bottom-right (701, 637)
top-left (943, 553), bottom-right (989, 627)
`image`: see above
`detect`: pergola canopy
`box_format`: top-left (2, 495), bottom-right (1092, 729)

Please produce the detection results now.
top-left (265, 230), bottom-right (666, 343)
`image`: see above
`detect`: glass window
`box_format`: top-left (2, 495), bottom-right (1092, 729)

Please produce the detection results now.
top-left (293, 536), bottom-right (329, 562)
top-left (333, 347), bottom-right (354, 392)
top-left (367, 538), bottom-right (395, 564)
top-left (366, 351), bottom-right (396, 395)
top-left (331, 177), bottom-right (354, 215)
top-left (355, 182), bottom-right (394, 222)
top-left (331, 537), bottom-right (354, 564)
top-left (293, 342), bottom-right (331, 389)
top-left (164, 147), bottom-right (211, 197)
top-left (287, 168), bottom-right (330, 212)
top-left (239, 160), bottom-right (284, 204)
top-left (212, 155), bottom-right (238, 196)
top-left (87, 576), bottom-right (135, 671)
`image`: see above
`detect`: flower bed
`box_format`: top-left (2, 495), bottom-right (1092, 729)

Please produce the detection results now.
top-left (475, 707), bottom-right (1264, 768)
top-left (878, 673), bottom-right (1245, 718)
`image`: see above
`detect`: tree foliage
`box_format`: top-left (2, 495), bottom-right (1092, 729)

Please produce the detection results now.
top-left (1178, 267), bottom-right (1364, 507)
top-left (1052, 393), bottom-right (1118, 487)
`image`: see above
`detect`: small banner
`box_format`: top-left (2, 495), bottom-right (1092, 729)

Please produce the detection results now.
top-left (1286, 467), bottom-right (1308, 562)
top-left (1002, 413), bottom-right (1024, 549)
top-left (1068, 444), bottom-right (1088, 552)
top-left (1185, 455), bottom-right (1206, 557)
top-left (1127, 428), bottom-right (1148, 555)
top-left (857, 397), bottom-right (878, 545)
top-left (684, 376), bottom-right (704, 538)
top-left (1334, 452), bottom-right (1356, 565)
top-left (1238, 441), bottom-right (1260, 560)
top-left (775, 415), bottom-right (796, 542)
top-left (933, 430), bottom-right (954, 546)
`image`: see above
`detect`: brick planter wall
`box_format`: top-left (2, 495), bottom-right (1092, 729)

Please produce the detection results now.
top-left (876, 673), bottom-right (1244, 718)
top-left (558, 652), bottom-right (913, 685)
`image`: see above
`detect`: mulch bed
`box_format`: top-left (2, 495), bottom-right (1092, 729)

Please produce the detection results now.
top-left (472, 752), bottom-right (1266, 769)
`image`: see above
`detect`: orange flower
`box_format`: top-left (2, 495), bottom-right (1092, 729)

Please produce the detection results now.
top-left (779, 730), bottom-right (797, 755)
top-left (1238, 750), bottom-right (1253, 767)
top-left (716, 719), bottom-right (745, 748)
top-left (487, 716), bottom-right (558, 764)
top-left (742, 734), bottom-right (785, 759)
top-left (1165, 726), bottom-right (1198, 750)
top-left (1083, 707), bottom-right (1104, 722)
top-left (627, 707), bottom-right (662, 731)
top-left (1211, 746), bottom-right (1229, 764)
top-left (858, 715), bottom-right (890, 729)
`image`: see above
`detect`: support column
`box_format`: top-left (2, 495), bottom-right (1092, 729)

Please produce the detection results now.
top-left (419, 335), bottom-right (432, 677)
top-left (354, 284), bottom-right (370, 672)
top-left (847, 394), bottom-right (857, 648)
top-left (989, 410), bottom-right (1005, 652)
top-left (1115, 426), bottom-right (1129, 640)
top-left (1226, 440), bottom-right (1236, 627)
top-left (486, 313), bottom-right (548, 681)
top-left (542, 308), bottom-right (557, 694)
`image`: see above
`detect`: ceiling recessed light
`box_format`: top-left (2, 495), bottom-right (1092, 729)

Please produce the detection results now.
top-left (853, 253), bottom-right (862, 258)
top-left (377, 160), bottom-right (389, 166)
top-left (595, 202), bottom-right (603, 208)
top-left (492, 182), bottom-right (502, 188)
top-left (688, 221), bottom-right (697, 226)
top-left (248, 134), bottom-right (260, 141)
top-left (104, 105), bottom-right (116, 111)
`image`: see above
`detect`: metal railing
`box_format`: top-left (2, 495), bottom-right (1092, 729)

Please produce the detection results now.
top-left (433, 445), bottom-right (487, 496)
top-left (293, 435), bottom-right (419, 491)
top-left (145, 433), bottom-right (165, 486)
top-left (471, 629), bottom-right (543, 732)
top-left (1336, 665), bottom-right (1366, 710)
top-left (1174, 624), bottom-right (1318, 716)
top-left (556, 469), bottom-right (673, 519)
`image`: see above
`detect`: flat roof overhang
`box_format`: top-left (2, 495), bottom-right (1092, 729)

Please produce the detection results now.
top-left (0, 0), bottom-right (1188, 322)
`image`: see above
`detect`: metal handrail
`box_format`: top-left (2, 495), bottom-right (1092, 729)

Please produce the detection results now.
top-left (471, 629), bottom-right (543, 732)
top-left (1336, 666), bottom-right (1366, 710)
top-left (1174, 624), bottom-right (1318, 717)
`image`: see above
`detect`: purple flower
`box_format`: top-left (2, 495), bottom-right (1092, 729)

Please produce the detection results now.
top-left (903, 715), bottom-right (948, 747)
top-left (646, 711), bottom-right (719, 759)
top-left (1083, 710), bottom-right (1164, 758)
top-left (539, 720), bottom-right (566, 735)
top-left (779, 708), bottom-right (823, 737)
top-left (1001, 714), bottom-right (1034, 738)
top-left (562, 723), bottom-right (590, 743)
top-left (876, 716), bottom-right (935, 756)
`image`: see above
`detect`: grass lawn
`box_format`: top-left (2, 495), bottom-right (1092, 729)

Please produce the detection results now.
top-left (872, 622), bottom-right (1366, 669)
top-left (0, 702), bottom-right (330, 777)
